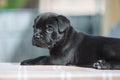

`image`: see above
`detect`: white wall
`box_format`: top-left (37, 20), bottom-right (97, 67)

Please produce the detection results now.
top-left (0, 10), bottom-right (49, 62)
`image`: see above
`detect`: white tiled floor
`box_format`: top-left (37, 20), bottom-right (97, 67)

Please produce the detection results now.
top-left (0, 63), bottom-right (120, 80)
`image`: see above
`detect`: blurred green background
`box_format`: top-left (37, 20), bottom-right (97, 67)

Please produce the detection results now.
top-left (0, 0), bottom-right (27, 9)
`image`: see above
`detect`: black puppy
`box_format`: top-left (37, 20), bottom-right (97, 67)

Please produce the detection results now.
top-left (21, 12), bottom-right (120, 70)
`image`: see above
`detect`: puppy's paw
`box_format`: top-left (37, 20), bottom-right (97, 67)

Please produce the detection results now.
top-left (21, 59), bottom-right (33, 65)
top-left (93, 60), bottom-right (111, 70)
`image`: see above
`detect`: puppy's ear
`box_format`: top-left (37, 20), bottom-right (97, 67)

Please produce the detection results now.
top-left (57, 15), bottom-right (70, 33)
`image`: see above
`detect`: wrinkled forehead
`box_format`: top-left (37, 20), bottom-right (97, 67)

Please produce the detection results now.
top-left (34, 13), bottom-right (58, 29)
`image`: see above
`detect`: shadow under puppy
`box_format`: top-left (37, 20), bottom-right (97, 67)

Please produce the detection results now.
top-left (21, 12), bottom-right (120, 70)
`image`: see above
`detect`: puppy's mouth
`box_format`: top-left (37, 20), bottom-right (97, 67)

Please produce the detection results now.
top-left (32, 39), bottom-right (48, 48)
top-left (32, 38), bottom-right (53, 49)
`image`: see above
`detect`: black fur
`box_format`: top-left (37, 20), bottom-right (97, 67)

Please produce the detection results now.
top-left (21, 12), bottom-right (120, 70)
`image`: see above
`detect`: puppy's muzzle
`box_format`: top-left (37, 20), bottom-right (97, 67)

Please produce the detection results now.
top-left (32, 33), bottom-right (43, 46)
top-left (32, 33), bottom-right (48, 48)
top-left (34, 33), bottom-right (43, 40)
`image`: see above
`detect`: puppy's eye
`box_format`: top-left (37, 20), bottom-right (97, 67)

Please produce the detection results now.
top-left (46, 26), bottom-right (54, 33)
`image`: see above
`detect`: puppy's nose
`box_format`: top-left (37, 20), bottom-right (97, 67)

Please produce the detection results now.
top-left (40, 34), bottom-right (43, 38)
top-left (34, 34), bottom-right (43, 39)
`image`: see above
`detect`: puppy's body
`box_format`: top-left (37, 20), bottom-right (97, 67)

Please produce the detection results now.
top-left (21, 13), bottom-right (120, 69)
top-left (50, 27), bottom-right (120, 68)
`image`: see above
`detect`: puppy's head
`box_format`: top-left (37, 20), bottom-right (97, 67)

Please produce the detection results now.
top-left (32, 12), bottom-right (70, 49)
